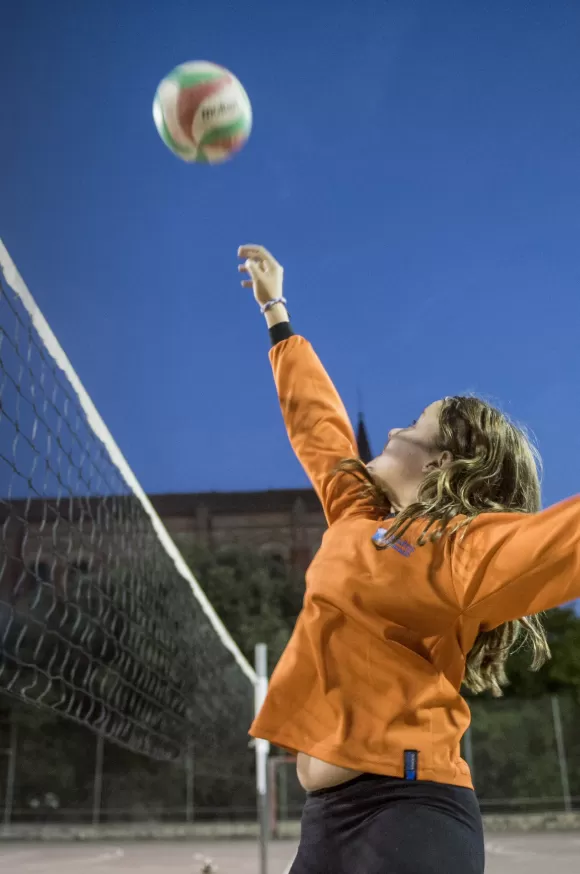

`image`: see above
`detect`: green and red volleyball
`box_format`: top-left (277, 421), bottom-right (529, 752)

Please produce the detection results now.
top-left (153, 61), bottom-right (252, 164)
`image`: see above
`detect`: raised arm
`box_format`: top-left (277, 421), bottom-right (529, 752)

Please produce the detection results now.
top-left (239, 245), bottom-right (373, 525)
top-left (454, 496), bottom-right (580, 628)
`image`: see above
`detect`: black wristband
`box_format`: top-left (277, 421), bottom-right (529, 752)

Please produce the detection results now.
top-left (269, 322), bottom-right (294, 347)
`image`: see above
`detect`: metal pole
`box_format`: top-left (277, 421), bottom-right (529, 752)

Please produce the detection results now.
top-left (551, 695), bottom-right (572, 812)
top-left (92, 733), bottom-right (104, 825)
top-left (3, 714), bottom-right (18, 826)
top-left (255, 643), bottom-right (270, 874)
top-left (185, 739), bottom-right (194, 823)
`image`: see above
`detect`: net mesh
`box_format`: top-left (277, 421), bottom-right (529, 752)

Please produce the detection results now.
top-left (0, 247), bottom-right (255, 763)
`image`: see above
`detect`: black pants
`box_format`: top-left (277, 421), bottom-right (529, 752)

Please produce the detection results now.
top-left (289, 773), bottom-right (485, 874)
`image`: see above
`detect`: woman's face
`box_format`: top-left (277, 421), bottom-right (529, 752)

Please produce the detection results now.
top-left (367, 401), bottom-right (449, 510)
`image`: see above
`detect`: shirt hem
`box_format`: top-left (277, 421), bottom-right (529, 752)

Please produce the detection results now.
top-left (249, 726), bottom-right (474, 791)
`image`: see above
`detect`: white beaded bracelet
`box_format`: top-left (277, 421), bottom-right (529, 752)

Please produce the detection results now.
top-left (260, 297), bottom-right (287, 315)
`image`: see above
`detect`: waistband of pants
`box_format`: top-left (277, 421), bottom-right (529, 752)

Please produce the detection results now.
top-left (307, 771), bottom-right (476, 800)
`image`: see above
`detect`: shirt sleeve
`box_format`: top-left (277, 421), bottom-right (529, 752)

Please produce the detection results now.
top-left (269, 322), bottom-right (294, 346)
top-left (269, 335), bottom-right (375, 525)
top-left (455, 497), bottom-right (580, 629)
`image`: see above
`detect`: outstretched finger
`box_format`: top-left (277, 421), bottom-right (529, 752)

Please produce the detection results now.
top-left (241, 279), bottom-right (253, 288)
top-left (238, 244), bottom-right (275, 264)
top-left (238, 244), bottom-right (265, 256)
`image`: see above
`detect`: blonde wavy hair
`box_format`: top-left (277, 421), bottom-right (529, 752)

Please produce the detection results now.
top-left (338, 396), bottom-right (550, 697)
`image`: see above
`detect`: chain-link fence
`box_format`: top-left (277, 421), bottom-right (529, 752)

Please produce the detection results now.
top-left (0, 701), bottom-right (256, 824)
top-left (468, 693), bottom-right (580, 813)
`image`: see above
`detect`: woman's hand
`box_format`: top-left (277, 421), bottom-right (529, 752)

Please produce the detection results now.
top-left (238, 245), bottom-right (284, 307)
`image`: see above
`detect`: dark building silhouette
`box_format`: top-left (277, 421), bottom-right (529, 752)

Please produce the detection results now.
top-left (1, 415), bottom-right (374, 576)
top-left (151, 415), bottom-right (373, 571)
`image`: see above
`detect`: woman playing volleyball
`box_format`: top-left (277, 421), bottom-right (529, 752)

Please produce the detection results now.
top-left (239, 244), bottom-right (580, 874)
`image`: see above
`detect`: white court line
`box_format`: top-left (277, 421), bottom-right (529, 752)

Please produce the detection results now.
top-left (0, 238), bottom-right (256, 686)
top-left (485, 840), bottom-right (538, 859)
top-left (24, 847), bottom-right (125, 869)
top-left (485, 838), bottom-right (580, 862)
top-left (280, 857), bottom-right (296, 874)
top-left (0, 849), bottom-right (45, 860)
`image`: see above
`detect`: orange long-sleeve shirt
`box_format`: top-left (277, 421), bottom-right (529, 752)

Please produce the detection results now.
top-left (249, 335), bottom-right (580, 789)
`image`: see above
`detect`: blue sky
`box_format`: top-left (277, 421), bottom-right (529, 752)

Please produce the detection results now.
top-left (2, 0), bottom-right (580, 505)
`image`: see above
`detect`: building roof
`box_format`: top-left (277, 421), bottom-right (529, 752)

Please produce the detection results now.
top-left (150, 488), bottom-right (322, 516)
top-left (0, 488), bottom-right (323, 524)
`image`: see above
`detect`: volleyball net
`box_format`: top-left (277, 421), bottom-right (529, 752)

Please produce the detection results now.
top-left (0, 241), bottom-right (256, 766)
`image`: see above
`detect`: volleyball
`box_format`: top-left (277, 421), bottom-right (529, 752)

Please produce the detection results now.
top-left (153, 61), bottom-right (252, 164)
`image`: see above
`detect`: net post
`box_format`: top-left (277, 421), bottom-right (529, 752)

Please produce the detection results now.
top-left (3, 711), bottom-right (18, 826)
top-left (92, 732), bottom-right (104, 825)
top-left (551, 695), bottom-right (572, 812)
top-left (255, 643), bottom-right (270, 874)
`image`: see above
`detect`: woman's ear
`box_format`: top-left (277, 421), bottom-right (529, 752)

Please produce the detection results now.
top-left (422, 451), bottom-right (453, 474)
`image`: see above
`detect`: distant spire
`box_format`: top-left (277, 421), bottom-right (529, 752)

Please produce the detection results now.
top-left (356, 412), bottom-right (373, 463)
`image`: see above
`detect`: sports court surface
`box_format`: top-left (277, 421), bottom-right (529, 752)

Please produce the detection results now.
top-left (1, 834), bottom-right (579, 873)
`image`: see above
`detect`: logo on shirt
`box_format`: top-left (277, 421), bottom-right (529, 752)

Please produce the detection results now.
top-left (371, 527), bottom-right (415, 556)
top-left (404, 750), bottom-right (419, 780)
